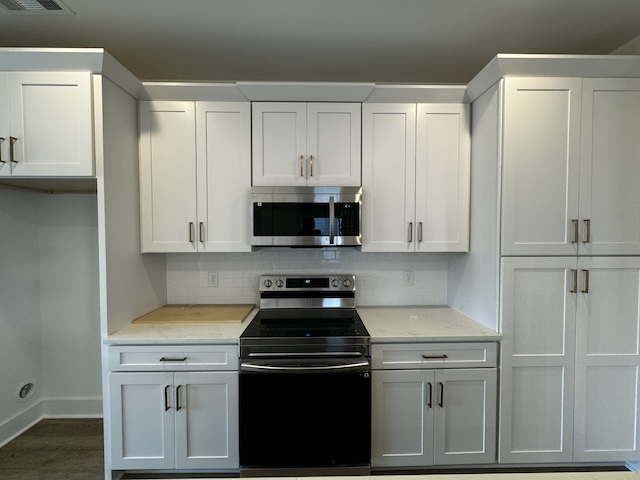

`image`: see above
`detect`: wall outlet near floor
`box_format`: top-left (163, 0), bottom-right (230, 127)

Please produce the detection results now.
top-left (403, 270), bottom-right (414, 286)
top-left (208, 271), bottom-right (219, 287)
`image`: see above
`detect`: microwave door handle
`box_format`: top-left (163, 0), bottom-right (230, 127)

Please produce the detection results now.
top-left (329, 196), bottom-right (335, 245)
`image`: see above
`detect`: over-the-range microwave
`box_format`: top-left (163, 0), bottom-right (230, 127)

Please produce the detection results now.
top-left (251, 186), bottom-right (362, 248)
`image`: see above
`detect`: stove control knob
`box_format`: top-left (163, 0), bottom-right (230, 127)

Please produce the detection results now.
top-left (263, 279), bottom-right (273, 288)
top-left (343, 279), bottom-right (352, 288)
top-left (275, 279), bottom-right (285, 288)
top-left (331, 278), bottom-right (340, 288)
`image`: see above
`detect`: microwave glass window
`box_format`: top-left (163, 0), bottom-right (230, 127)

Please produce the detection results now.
top-left (253, 202), bottom-right (359, 237)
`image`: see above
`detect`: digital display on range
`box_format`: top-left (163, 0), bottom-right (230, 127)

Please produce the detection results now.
top-left (286, 278), bottom-right (330, 288)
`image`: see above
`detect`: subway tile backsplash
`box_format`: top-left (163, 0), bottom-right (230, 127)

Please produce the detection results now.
top-left (166, 250), bottom-right (448, 306)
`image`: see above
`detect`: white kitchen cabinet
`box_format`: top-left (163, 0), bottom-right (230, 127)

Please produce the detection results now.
top-left (501, 77), bottom-right (640, 257)
top-left (139, 101), bottom-right (251, 253)
top-left (371, 343), bottom-right (497, 467)
top-left (108, 345), bottom-right (239, 471)
top-left (362, 103), bottom-right (470, 252)
top-left (0, 71), bottom-right (94, 177)
top-left (251, 102), bottom-right (361, 186)
top-left (500, 256), bottom-right (640, 463)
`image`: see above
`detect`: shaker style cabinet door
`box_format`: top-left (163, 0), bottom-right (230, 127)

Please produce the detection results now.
top-left (0, 71), bottom-right (94, 177)
top-left (499, 257), bottom-right (577, 464)
top-left (578, 79), bottom-right (640, 256)
top-left (139, 101), bottom-right (198, 252)
top-left (501, 77), bottom-right (582, 256)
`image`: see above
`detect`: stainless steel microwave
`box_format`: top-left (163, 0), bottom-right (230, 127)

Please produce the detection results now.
top-left (251, 186), bottom-right (362, 247)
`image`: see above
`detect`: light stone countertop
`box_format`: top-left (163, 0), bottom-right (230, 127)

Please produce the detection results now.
top-left (357, 306), bottom-right (500, 343)
top-left (104, 306), bottom-right (500, 345)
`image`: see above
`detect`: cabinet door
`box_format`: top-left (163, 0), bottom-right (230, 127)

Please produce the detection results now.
top-left (0, 73), bottom-right (8, 175)
top-left (109, 372), bottom-right (175, 470)
top-left (5, 71), bottom-right (94, 177)
top-left (252, 102), bottom-right (306, 186)
top-left (574, 257), bottom-right (640, 462)
top-left (501, 78), bottom-right (582, 256)
top-left (415, 103), bottom-right (470, 252)
top-left (433, 368), bottom-right (497, 465)
top-left (306, 103), bottom-right (361, 186)
top-left (371, 369), bottom-right (434, 467)
top-left (196, 102), bottom-right (251, 252)
top-left (175, 372), bottom-right (239, 469)
top-left (579, 79), bottom-right (640, 255)
top-left (139, 101), bottom-right (198, 252)
top-left (499, 257), bottom-right (577, 463)
top-left (362, 103), bottom-right (416, 252)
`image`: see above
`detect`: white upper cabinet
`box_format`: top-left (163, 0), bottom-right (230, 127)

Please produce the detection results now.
top-left (0, 71), bottom-right (94, 177)
top-left (501, 77), bottom-right (582, 256)
top-left (501, 77), bottom-right (640, 256)
top-left (362, 103), bottom-right (470, 252)
top-left (252, 102), bottom-right (361, 186)
top-left (139, 101), bottom-right (251, 253)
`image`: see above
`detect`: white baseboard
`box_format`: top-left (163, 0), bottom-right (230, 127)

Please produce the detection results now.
top-left (0, 397), bottom-right (103, 447)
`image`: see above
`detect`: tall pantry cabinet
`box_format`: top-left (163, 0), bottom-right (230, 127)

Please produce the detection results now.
top-left (465, 64), bottom-right (640, 465)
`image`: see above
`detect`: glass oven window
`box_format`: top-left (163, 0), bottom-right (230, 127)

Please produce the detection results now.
top-left (253, 202), bottom-right (359, 236)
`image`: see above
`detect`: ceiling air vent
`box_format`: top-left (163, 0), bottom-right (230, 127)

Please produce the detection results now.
top-left (0, 0), bottom-right (74, 15)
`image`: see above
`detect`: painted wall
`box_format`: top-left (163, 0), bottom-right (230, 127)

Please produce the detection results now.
top-left (166, 250), bottom-right (449, 306)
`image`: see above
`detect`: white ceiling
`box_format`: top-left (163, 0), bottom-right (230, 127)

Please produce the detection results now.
top-left (1, 0), bottom-right (640, 84)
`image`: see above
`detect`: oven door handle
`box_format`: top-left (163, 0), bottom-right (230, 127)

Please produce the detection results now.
top-left (240, 361), bottom-right (370, 373)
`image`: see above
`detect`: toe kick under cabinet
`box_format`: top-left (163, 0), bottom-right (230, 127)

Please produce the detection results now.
top-left (108, 345), bottom-right (239, 471)
top-left (371, 342), bottom-right (498, 468)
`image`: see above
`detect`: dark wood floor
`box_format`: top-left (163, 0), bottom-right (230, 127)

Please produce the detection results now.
top-left (0, 418), bottom-right (104, 480)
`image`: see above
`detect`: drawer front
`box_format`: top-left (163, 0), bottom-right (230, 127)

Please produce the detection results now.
top-left (109, 345), bottom-right (238, 371)
top-left (372, 342), bottom-right (497, 370)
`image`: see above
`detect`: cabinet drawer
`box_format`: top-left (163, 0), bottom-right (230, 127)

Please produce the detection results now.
top-left (109, 345), bottom-right (238, 371)
top-left (372, 342), bottom-right (497, 370)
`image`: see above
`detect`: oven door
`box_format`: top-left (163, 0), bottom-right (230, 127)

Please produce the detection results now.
top-left (239, 358), bottom-right (371, 471)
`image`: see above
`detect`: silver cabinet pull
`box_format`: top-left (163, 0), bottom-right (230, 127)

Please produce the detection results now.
top-left (583, 219), bottom-right (591, 243)
top-left (10, 136), bottom-right (17, 163)
top-left (418, 222), bottom-right (423, 243)
top-left (199, 222), bottom-right (205, 244)
top-left (164, 385), bottom-right (170, 411)
top-left (299, 155), bottom-right (304, 177)
top-left (408, 222), bottom-right (413, 243)
top-left (176, 385), bottom-right (182, 411)
top-left (438, 381), bottom-right (445, 408)
top-left (309, 155), bottom-right (314, 177)
top-left (570, 269), bottom-right (578, 293)
top-left (189, 222), bottom-right (195, 243)
top-left (160, 357), bottom-right (187, 362)
top-left (427, 382), bottom-right (433, 408)
top-left (582, 269), bottom-right (590, 294)
top-left (0, 137), bottom-right (4, 163)
top-left (422, 354), bottom-right (448, 359)
top-left (571, 219), bottom-right (579, 244)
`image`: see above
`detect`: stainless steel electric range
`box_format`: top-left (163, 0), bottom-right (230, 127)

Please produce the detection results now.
top-left (239, 274), bottom-right (371, 477)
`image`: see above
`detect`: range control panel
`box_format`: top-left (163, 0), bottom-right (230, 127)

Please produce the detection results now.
top-left (259, 275), bottom-right (355, 292)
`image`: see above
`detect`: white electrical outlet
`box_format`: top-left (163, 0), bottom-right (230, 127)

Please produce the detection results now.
top-left (208, 271), bottom-right (219, 287)
top-left (403, 270), bottom-right (414, 286)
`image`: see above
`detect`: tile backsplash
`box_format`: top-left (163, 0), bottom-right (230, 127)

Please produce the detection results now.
top-left (166, 250), bottom-right (448, 306)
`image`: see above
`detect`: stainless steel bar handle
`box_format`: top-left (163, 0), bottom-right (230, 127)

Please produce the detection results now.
top-left (164, 385), bottom-right (170, 411)
top-left (422, 354), bottom-right (448, 359)
top-left (571, 219), bottom-right (579, 244)
top-left (438, 381), bottom-right (445, 408)
top-left (189, 222), bottom-right (195, 243)
top-left (176, 385), bottom-right (182, 411)
top-left (0, 137), bottom-right (4, 163)
top-left (418, 222), bottom-right (423, 243)
top-left (10, 136), bottom-right (17, 163)
top-left (570, 269), bottom-right (578, 294)
top-left (583, 219), bottom-right (591, 243)
top-left (299, 155), bottom-right (304, 177)
top-left (427, 382), bottom-right (433, 408)
top-left (408, 222), bottom-right (413, 243)
top-left (309, 155), bottom-right (314, 177)
top-left (329, 195), bottom-right (335, 245)
top-left (241, 361), bottom-right (370, 372)
top-left (582, 269), bottom-right (590, 294)
top-left (199, 222), bottom-right (205, 244)
top-left (160, 357), bottom-right (187, 362)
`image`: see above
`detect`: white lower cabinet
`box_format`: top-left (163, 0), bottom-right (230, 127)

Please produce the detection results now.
top-left (371, 343), bottom-right (497, 467)
top-left (108, 346), bottom-right (239, 471)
